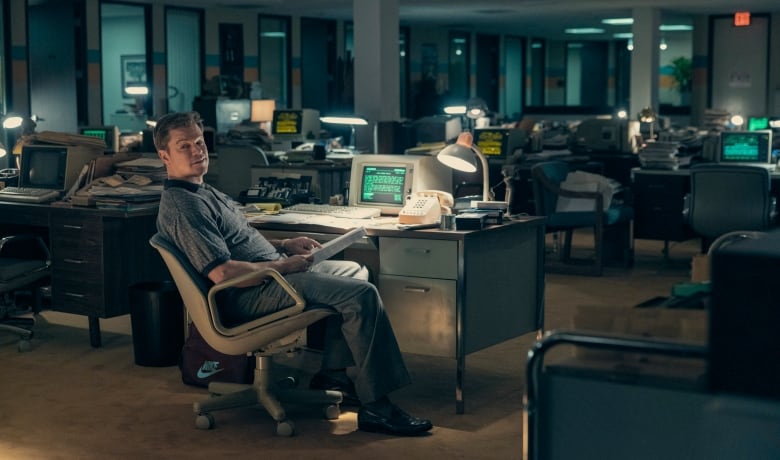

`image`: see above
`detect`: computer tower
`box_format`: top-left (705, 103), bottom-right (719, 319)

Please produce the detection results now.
top-left (709, 230), bottom-right (780, 400)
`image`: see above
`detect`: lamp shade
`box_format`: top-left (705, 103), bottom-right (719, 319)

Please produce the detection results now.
top-left (465, 97), bottom-right (488, 120)
top-left (251, 99), bottom-right (276, 122)
top-left (638, 107), bottom-right (656, 123)
top-left (437, 132), bottom-right (492, 201)
top-left (0, 142), bottom-right (6, 158)
top-left (2, 114), bottom-right (24, 129)
top-left (319, 115), bottom-right (368, 126)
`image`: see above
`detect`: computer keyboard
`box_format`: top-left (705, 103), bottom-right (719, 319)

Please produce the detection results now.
top-left (0, 187), bottom-right (61, 203)
top-left (280, 203), bottom-right (382, 219)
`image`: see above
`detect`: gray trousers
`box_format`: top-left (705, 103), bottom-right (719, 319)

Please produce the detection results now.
top-left (225, 260), bottom-right (411, 403)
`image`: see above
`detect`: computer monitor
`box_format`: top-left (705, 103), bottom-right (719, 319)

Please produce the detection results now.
top-left (19, 144), bottom-right (103, 192)
top-left (412, 115), bottom-right (461, 144)
top-left (79, 125), bottom-right (120, 153)
top-left (271, 109), bottom-right (320, 150)
top-left (348, 153), bottom-right (452, 216)
top-left (473, 127), bottom-right (528, 163)
top-left (718, 130), bottom-right (772, 166)
top-left (570, 118), bottom-right (641, 154)
top-left (747, 116), bottom-right (770, 131)
top-left (215, 99), bottom-right (251, 134)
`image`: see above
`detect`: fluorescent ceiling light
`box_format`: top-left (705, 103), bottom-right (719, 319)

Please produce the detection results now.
top-left (260, 31), bottom-right (286, 38)
top-left (602, 18), bottom-right (633, 25)
top-left (565, 28), bottom-right (604, 34)
top-left (613, 33), bottom-right (633, 39)
top-left (659, 24), bottom-right (693, 31)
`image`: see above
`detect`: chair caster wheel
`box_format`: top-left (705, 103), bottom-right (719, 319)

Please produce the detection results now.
top-left (196, 413), bottom-right (215, 430)
top-left (17, 339), bottom-right (31, 352)
top-left (323, 404), bottom-right (340, 420)
top-left (276, 419), bottom-right (295, 437)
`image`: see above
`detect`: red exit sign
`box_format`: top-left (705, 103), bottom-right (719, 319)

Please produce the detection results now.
top-left (734, 11), bottom-right (751, 27)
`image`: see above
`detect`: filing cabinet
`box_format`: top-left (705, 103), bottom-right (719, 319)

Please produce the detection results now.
top-left (377, 237), bottom-right (458, 358)
top-left (632, 170), bottom-right (695, 242)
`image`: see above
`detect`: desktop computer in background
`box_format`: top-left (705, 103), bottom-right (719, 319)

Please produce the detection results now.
top-left (270, 109), bottom-right (320, 151)
top-left (709, 230), bottom-right (780, 401)
top-left (412, 115), bottom-right (461, 145)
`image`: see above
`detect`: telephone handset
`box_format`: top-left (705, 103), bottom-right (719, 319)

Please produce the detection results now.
top-left (398, 190), bottom-right (454, 225)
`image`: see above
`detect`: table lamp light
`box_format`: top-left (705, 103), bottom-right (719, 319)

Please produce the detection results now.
top-left (437, 131), bottom-right (493, 202)
top-left (638, 107), bottom-right (656, 140)
top-left (319, 115), bottom-right (368, 151)
top-left (251, 99), bottom-right (276, 133)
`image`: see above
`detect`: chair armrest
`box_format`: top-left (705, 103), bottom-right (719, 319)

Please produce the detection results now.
top-left (0, 234), bottom-right (51, 263)
top-left (206, 268), bottom-right (306, 337)
top-left (770, 197), bottom-right (777, 225)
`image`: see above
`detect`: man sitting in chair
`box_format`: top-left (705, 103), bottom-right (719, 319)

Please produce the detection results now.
top-left (153, 111), bottom-right (432, 437)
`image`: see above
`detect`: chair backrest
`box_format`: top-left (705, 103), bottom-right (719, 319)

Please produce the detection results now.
top-left (688, 164), bottom-right (773, 239)
top-left (149, 233), bottom-right (333, 356)
top-left (530, 161), bottom-right (570, 216)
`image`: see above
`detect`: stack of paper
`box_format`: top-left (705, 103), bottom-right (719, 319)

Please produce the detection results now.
top-left (115, 158), bottom-right (167, 182)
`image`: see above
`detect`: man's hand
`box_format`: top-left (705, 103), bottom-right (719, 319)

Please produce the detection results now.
top-left (283, 236), bottom-right (322, 255)
top-left (277, 254), bottom-right (313, 274)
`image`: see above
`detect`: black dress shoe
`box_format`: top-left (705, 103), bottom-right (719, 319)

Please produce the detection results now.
top-left (309, 372), bottom-right (361, 406)
top-left (357, 405), bottom-right (433, 436)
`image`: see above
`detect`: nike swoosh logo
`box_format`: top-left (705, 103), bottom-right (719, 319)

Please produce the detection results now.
top-left (196, 361), bottom-right (225, 379)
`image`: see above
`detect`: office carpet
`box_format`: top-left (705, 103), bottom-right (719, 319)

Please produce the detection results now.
top-left (0, 235), bottom-right (699, 460)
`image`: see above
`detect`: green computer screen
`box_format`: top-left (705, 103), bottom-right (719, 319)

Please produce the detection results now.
top-left (747, 117), bottom-right (769, 131)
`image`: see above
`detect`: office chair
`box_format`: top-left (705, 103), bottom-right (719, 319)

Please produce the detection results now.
top-left (683, 164), bottom-right (776, 252)
top-left (531, 161), bottom-right (634, 276)
top-left (149, 234), bottom-right (342, 436)
top-left (0, 234), bottom-right (50, 352)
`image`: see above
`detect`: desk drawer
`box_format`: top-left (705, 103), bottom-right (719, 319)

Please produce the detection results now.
top-left (378, 274), bottom-right (456, 358)
top-left (379, 237), bottom-right (457, 279)
top-left (52, 278), bottom-right (104, 316)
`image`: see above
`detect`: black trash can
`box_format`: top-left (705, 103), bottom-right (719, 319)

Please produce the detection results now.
top-left (129, 280), bottom-right (184, 367)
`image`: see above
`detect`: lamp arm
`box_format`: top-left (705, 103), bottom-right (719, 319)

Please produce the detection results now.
top-left (472, 146), bottom-right (492, 201)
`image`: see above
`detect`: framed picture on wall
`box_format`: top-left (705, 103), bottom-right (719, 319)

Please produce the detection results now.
top-left (121, 54), bottom-right (147, 98)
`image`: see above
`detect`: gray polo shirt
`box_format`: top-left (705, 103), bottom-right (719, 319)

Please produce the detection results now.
top-left (156, 180), bottom-right (280, 279)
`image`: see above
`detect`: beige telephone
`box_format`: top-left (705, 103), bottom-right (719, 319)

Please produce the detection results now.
top-left (398, 190), bottom-right (454, 225)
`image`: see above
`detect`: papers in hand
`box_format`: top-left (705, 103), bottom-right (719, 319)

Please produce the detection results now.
top-left (309, 227), bottom-right (366, 265)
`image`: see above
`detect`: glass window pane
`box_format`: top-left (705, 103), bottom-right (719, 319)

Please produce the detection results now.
top-left (258, 15), bottom-right (290, 109)
top-left (166, 8), bottom-right (201, 114)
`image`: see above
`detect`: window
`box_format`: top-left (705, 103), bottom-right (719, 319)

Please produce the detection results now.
top-left (258, 15), bottom-right (290, 109)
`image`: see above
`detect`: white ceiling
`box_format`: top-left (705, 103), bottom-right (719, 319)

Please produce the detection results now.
top-left (123, 0), bottom-right (780, 39)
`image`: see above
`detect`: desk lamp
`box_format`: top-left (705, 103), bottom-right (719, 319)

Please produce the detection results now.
top-left (319, 115), bottom-right (368, 151)
top-left (638, 107), bottom-right (656, 141)
top-left (251, 99), bottom-right (276, 133)
top-left (437, 131), bottom-right (493, 202)
top-left (125, 83), bottom-right (149, 116)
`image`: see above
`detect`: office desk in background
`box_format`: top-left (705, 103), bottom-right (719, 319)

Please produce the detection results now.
top-left (250, 214), bottom-right (546, 413)
top-left (0, 201), bottom-right (167, 347)
top-left (631, 168), bottom-right (780, 246)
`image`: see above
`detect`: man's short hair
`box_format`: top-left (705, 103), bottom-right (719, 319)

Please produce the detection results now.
top-left (153, 111), bottom-right (204, 151)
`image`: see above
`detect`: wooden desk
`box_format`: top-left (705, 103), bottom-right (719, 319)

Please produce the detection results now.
top-left (252, 216), bottom-right (546, 413)
top-left (0, 202), bottom-right (167, 347)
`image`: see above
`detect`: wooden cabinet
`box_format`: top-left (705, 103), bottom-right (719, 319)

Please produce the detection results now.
top-left (48, 208), bottom-right (165, 346)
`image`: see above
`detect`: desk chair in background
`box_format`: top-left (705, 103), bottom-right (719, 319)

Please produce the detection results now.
top-left (683, 164), bottom-right (776, 252)
top-left (531, 161), bottom-right (634, 276)
top-left (149, 234), bottom-right (342, 437)
top-left (0, 235), bottom-right (50, 351)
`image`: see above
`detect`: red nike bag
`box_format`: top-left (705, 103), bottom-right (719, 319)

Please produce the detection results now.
top-left (179, 322), bottom-right (254, 387)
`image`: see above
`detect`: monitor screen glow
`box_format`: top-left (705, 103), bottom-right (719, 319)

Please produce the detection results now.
top-left (719, 130), bottom-right (772, 165)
